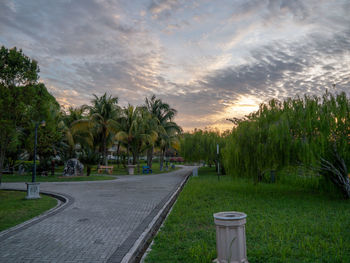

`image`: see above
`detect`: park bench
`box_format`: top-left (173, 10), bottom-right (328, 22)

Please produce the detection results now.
top-left (98, 165), bottom-right (114, 174)
top-left (142, 165), bottom-right (152, 174)
top-left (1, 169), bottom-right (13, 174)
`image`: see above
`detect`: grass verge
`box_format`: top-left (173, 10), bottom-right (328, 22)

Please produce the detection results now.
top-left (54, 162), bottom-right (180, 176)
top-left (145, 167), bottom-right (350, 263)
top-left (3, 163), bottom-right (180, 182)
top-left (0, 190), bottom-right (57, 231)
top-left (2, 175), bottom-right (115, 183)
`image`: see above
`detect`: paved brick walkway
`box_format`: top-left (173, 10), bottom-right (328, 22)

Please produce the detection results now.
top-left (0, 166), bottom-right (193, 263)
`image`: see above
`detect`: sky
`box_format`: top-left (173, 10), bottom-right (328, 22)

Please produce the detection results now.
top-left (1, 0), bottom-right (350, 131)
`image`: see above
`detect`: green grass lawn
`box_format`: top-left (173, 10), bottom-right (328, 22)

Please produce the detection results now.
top-left (0, 190), bottom-right (57, 231)
top-left (145, 167), bottom-right (350, 263)
top-left (2, 163), bottom-right (180, 182)
top-left (55, 162), bottom-right (179, 176)
top-left (2, 174), bottom-right (115, 183)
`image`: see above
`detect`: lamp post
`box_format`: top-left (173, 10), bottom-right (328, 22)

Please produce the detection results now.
top-left (26, 120), bottom-right (45, 199)
top-left (217, 143), bottom-right (220, 181)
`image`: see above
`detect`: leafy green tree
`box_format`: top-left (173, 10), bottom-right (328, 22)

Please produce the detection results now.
top-left (0, 46), bottom-right (60, 184)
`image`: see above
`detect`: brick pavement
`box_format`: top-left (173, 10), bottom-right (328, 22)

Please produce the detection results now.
top-left (0, 166), bottom-right (193, 263)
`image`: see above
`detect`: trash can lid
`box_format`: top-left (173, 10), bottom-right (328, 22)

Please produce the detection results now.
top-left (213, 211), bottom-right (247, 220)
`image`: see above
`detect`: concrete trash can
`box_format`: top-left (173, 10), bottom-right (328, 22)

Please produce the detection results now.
top-left (127, 165), bottom-right (136, 175)
top-left (213, 211), bottom-right (248, 263)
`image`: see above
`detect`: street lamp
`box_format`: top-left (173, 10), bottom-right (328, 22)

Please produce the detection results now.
top-left (32, 120), bottom-right (45, 182)
top-left (217, 143), bottom-right (220, 181)
top-left (26, 120), bottom-right (45, 199)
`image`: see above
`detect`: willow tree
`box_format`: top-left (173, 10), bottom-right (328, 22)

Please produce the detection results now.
top-left (180, 129), bottom-right (223, 169)
top-left (223, 91), bottom-right (350, 198)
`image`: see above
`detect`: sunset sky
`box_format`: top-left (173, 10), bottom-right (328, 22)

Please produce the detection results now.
top-left (1, 0), bottom-right (350, 131)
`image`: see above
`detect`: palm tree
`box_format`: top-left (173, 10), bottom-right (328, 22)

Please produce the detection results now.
top-left (116, 105), bottom-right (158, 168)
top-left (144, 95), bottom-right (182, 168)
top-left (158, 122), bottom-right (182, 170)
top-left (58, 106), bottom-right (89, 160)
top-left (72, 93), bottom-right (120, 165)
top-left (79, 147), bottom-right (100, 176)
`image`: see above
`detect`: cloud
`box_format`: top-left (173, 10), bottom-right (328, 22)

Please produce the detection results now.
top-left (149, 0), bottom-right (180, 18)
top-left (159, 25), bottom-right (350, 130)
top-left (1, 0), bottom-right (350, 131)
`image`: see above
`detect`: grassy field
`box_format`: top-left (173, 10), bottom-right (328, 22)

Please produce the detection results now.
top-left (2, 174), bottom-right (115, 182)
top-left (0, 190), bottom-right (57, 231)
top-left (145, 167), bottom-right (350, 263)
top-left (2, 162), bottom-right (180, 182)
top-left (53, 162), bottom-right (179, 176)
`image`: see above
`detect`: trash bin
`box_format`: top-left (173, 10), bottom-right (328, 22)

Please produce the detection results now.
top-left (213, 211), bottom-right (248, 263)
top-left (192, 167), bottom-right (198, 176)
top-left (127, 165), bottom-right (136, 175)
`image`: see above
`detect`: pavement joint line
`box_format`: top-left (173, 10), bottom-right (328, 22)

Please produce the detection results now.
top-left (110, 168), bottom-right (193, 263)
top-left (0, 188), bottom-right (74, 242)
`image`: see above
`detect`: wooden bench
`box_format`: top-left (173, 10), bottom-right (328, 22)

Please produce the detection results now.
top-left (142, 165), bottom-right (152, 174)
top-left (98, 165), bottom-right (114, 174)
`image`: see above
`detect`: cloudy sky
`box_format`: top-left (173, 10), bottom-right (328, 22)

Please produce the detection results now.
top-left (1, 0), bottom-right (350, 130)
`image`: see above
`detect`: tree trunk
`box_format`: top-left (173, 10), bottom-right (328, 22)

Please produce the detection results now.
top-left (87, 165), bottom-right (91, 176)
top-left (0, 139), bottom-right (7, 186)
top-left (137, 154), bottom-right (140, 174)
top-left (325, 172), bottom-right (350, 199)
top-left (147, 147), bottom-right (154, 168)
top-left (101, 128), bottom-right (108, 166)
top-left (116, 142), bottom-right (120, 168)
top-left (214, 160), bottom-right (218, 173)
top-left (103, 137), bottom-right (108, 166)
top-left (160, 148), bottom-right (165, 171)
top-left (0, 147), bottom-right (5, 186)
top-left (122, 154), bottom-right (126, 168)
top-left (51, 159), bottom-right (55, 176)
top-left (127, 144), bottom-right (130, 165)
top-left (257, 170), bottom-right (263, 182)
top-left (132, 151), bottom-right (137, 165)
top-left (320, 149), bottom-right (350, 199)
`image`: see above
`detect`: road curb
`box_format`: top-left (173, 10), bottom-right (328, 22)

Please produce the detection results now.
top-left (0, 188), bottom-right (74, 242)
top-left (107, 169), bottom-right (192, 263)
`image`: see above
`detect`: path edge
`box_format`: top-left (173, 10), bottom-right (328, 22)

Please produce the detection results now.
top-left (0, 188), bottom-right (74, 242)
top-left (120, 170), bottom-right (192, 263)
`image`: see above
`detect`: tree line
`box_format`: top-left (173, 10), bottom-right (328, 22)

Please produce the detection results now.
top-left (0, 46), bottom-right (181, 183)
top-left (180, 129), bottom-right (227, 171)
top-left (181, 92), bottom-right (350, 199)
top-left (224, 92), bottom-right (350, 198)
